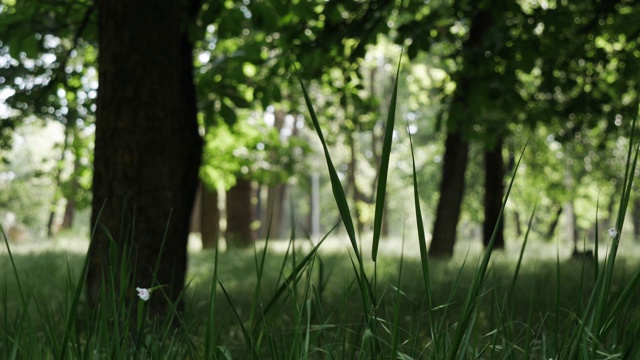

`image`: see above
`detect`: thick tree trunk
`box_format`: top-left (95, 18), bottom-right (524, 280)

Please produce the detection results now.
top-left (430, 131), bottom-right (469, 257)
top-left (201, 184), bottom-right (220, 249)
top-left (225, 178), bottom-right (256, 247)
top-left (88, 0), bottom-right (202, 316)
top-left (483, 137), bottom-right (505, 248)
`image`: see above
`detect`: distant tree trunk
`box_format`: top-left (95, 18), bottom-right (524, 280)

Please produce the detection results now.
top-left (483, 137), bottom-right (505, 248)
top-left (545, 206), bottom-right (563, 239)
top-left (347, 132), bottom-right (366, 234)
top-left (309, 173), bottom-right (320, 239)
top-left (265, 183), bottom-right (287, 239)
top-left (633, 197), bottom-right (640, 241)
top-left (61, 154), bottom-right (82, 230)
top-left (88, 0), bottom-right (202, 316)
top-left (226, 178), bottom-right (255, 247)
top-left (47, 123), bottom-right (73, 237)
top-left (430, 131), bottom-right (469, 257)
top-left (565, 200), bottom-right (578, 252)
top-left (201, 184), bottom-right (220, 249)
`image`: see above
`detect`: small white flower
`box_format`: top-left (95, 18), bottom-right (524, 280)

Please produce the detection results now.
top-left (136, 287), bottom-right (151, 301)
top-left (608, 228), bottom-right (618, 238)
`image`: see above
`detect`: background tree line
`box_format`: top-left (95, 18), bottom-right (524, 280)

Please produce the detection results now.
top-left (0, 0), bottom-right (639, 313)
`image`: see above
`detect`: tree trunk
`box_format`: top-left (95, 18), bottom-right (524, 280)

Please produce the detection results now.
top-left (633, 197), bottom-right (640, 241)
top-left (225, 178), bottom-right (256, 247)
top-left (62, 153), bottom-right (82, 230)
top-left (483, 137), bottom-right (505, 248)
top-left (310, 173), bottom-right (320, 239)
top-left (61, 196), bottom-right (76, 229)
top-left (430, 131), bottom-right (469, 257)
top-left (265, 183), bottom-right (287, 239)
top-left (88, 0), bottom-right (202, 316)
top-left (201, 184), bottom-right (220, 249)
top-left (347, 132), bottom-right (366, 234)
top-left (47, 122), bottom-right (73, 237)
top-left (544, 206), bottom-right (563, 239)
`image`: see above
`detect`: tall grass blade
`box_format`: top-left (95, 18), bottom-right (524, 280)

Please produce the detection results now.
top-left (219, 280), bottom-right (259, 359)
top-left (58, 202), bottom-right (106, 360)
top-left (390, 237), bottom-right (406, 358)
top-left (204, 240), bottom-right (220, 359)
top-left (408, 124), bottom-right (433, 329)
top-left (371, 52), bottom-right (402, 262)
top-left (447, 139), bottom-right (528, 360)
top-left (593, 119), bottom-right (639, 335)
top-left (294, 63), bottom-right (378, 349)
top-left (252, 235), bottom-right (326, 331)
top-left (294, 62), bottom-right (359, 259)
top-left (508, 204), bottom-right (536, 302)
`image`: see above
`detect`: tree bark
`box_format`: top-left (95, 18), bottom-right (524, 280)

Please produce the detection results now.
top-left (225, 178), bottom-right (256, 247)
top-left (430, 131), bottom-right (469, 256)
top-left (483, 137), bottom-right (505, 248)
top-left (88, 0), bottom-right (202, 316)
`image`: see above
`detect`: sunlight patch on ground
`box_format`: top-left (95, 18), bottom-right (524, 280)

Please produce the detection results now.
top-left (4, 231), bottom-right (640, 264)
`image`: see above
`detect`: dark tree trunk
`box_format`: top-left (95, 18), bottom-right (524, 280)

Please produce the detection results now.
top-left (544, 206), bottom-right (563, 239)
top-left (88, 0), bottom-right (202, 316)
top-left (430, 131), bottom-right (469, 257)
top-left (483, 137), bottom-right (505, 248)
top-left (633, 197), bottom-right (640, 241)
top-left (226, 178), bottom-right (256, 247)
top-left (429, 5), bottom-right (495, 257)
top-left (201, 184), bottom-right (220, 249)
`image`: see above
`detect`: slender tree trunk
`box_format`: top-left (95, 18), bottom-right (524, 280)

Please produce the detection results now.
top-left (62, 153), bottom-right (82, 230)
top-left (201, 184), bottom-right (220, 249)
top-left (565, 200), bottom-right (578, 253)
top-left (88, 0), bottom-right (202, 316)
top-left (347, 132), bottom-right (366, 234)
top-left (265, 183), bottom-right (287, 239)
top-left (483, 137), bottom-right (505, 248)
top-left (430, 131), bottom-right (469, 256)
top-left (225, 178), bottom-right (256, 247)
top-left (47, 123), bottom-right (72, 237)
top-left (309, 173), bottom-right (320, 239)
top-left (545, 206), bottom-right (563, 239)
top-left (633, 197), bottom-right (640, 241)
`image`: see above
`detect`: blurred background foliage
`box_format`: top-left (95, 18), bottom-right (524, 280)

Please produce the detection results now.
top-left (0, 0), bottom-right (639, 252)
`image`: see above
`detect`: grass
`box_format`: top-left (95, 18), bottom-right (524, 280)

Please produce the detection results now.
top-left (2, 237), bottom-right (640, 359)
top-left (2, 59), bottom-right (640, 358)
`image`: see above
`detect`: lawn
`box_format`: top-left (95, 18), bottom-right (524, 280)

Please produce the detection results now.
top-left (2, 233), bottom-right (640, 359)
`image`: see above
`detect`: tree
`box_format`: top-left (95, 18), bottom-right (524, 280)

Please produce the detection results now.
top-left (87, 0), bottom-right (202, 314)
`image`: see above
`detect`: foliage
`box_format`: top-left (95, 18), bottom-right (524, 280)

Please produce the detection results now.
top-left (200, 113), bottom-right (310, 190)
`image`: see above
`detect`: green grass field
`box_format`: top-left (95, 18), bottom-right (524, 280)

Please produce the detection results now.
top-left (2, 233), bottom-right (640, 359)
